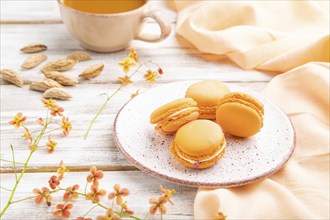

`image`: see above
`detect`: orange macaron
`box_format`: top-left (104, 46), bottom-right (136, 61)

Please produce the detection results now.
top-left (185, 80), bottom-right (230, 119)
top-left (216, 92), bottom-right (264, 137)
top-left (150, 98), bottom-right (199, 135)
top-left (170, 120), bottom-right (226, 169)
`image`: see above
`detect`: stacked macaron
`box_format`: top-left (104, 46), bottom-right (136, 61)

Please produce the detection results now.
top-left (149, 80), bottom-right (264, 169)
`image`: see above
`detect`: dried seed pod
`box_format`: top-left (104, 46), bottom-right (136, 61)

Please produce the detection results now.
top-left (67, 51), bottom-right (92, 62)
top-left (43, 71), bottom-right (78, 86)
top-left (29, 78), bottom-right (63, 92)
top-left (0, 69), bottom-right (24, 87)
top-left (43, 87), bottom-right (72, 100)
top-left (79, 64), bottom-right (104, 79)
top-left (41, 59), bottom-right (77, 73)
top-left (21, 53), bottom-right (47, 69)
top-left (20, 43), bottom-right (47, 53)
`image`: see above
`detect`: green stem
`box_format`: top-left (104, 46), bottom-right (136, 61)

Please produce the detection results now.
top-left (84, 85), bottom-right (123, 139)
top-left (143, 212), bottom-right (149, 220)
top-left (9, 145), bottom-right (17, 181)
top-left (82, 204), bottom-right (98, 217)
top-left (0, 186), bottom-right (12, 191)
top-left (0, 123), bottom-right (48, 217)
top-left (0, 159), bottom-right (25, 165)
top-left (43, 127), bottom-right (61, 135)
top-left (84, 60), bottom-right (151, 140)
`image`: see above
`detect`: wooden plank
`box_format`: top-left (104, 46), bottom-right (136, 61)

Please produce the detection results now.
top-left (0, 0), bottom-right (177, 23)
top-left (0, 171), bottom-right (195, 219)
top-left (0, 82), bottom-right (267, 172)
top-left (0, 23), bottom-right (273, 86)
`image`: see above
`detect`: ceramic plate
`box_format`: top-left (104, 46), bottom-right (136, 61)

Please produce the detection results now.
top-left (113, 81), bottom-right (295, 187)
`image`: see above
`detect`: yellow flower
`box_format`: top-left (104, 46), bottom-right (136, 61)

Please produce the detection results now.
top-left (61, 117), bottom-right (72, 136)
top-left (57, 160), bottom-right (69, 180)
top-left (46, 135), bottom-right (57, 153)
top-left (215, 212), bottom-right (227, 220)
top-left (118, 75), bottom-right (133, 86)
top-left (144, 70), bottom-right (157, 83)
top-left (130, 90), bottom-right (139, 99)
top-left (128, 48), bottom-right (139, 63)
top-left (41, 98), bottom-right (56, 109)
top-left (8, 112), bottom-right (27, 128)
top-left (118, 57), bottom-right (136, 73)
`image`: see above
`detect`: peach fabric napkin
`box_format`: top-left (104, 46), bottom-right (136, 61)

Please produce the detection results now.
top-left (169, 1), bottom-right (330, 219)
top-left (171, 0), bottom-right (329, 72)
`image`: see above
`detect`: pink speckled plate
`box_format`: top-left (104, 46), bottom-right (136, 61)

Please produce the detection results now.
top-left (113, 81), bottom-right (295, 187)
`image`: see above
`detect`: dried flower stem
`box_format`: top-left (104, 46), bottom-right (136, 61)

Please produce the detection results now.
top-left (0, 186), bottom-right (12, 191)
top-left (0, 121), bottom-right (48, 217)
top-left (9, 144), bottom-right (17, 181)
top-left (82, 204), bottom-right (98, 217)
top-left (84, 61), bottom-right (151, 139)
top-left (0, 159), bottom-right (25, 165)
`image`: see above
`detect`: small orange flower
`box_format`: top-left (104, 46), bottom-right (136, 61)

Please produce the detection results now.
top-left (46, 135), bottom-right (57, 153)
top-left (22, 127), bottom-right (32, 144)
top-left (149, 197), bottom-right (167, 215)
top-left (76, 217), bottom-right (92, 220)
top-left (160, 185), bottom-right (175, 205)
top-left (8, 112), bottom-right (27, 128)
top-left (57, 160), bottom-right (69, 180)
top-left (108, 184), bottom-right (130, 205)
top-left (41, 98), bottom-right (56, 109)
top-left (50, 105), bottom-right (64, 117)
top-left (97, 208), bottom-right (121, 220)
top-left (32, 187), bottom-right (52, 205)
top-left (118, 75), bottom-right (133, 86)
top-left (128, 48), bottom-right (139, 63)
top-left (63, 184), bottom-right (80, 201)
top-left (130, 90), bottom-right (139, 99)
top-left (118, 57), bottom-right (136, 73)
top-left (215, 212), bottom-right (227, 220)
top-left (120, 201), bottom-right (134, 215)
top-left (61, 117), bottom-right (72, 136)
top-left (53, 203), bottom-right (73, 218)
top-left (36, 117), bottom-right (45, 126)
top-left (144, 70), bottom-right (158, 83)
top-left (87, 185), bottom-right (106, 203)
top-left (86, 166), bottom-right (104, 186)
top-left (48, 175), bottom-right (60, 189)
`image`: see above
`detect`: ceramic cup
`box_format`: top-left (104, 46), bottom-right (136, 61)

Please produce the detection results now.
top-left (58, 0), bottom-right (172, 52)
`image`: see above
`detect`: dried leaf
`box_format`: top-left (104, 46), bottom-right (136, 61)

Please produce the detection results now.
top-left (0, 69), bottom-right (24, 87)
top-left (41, 59), bottom-right (77, 73)
top-left (20, 44), bottom-right (47, 53)
top-left (79, 64), bottom-right (104, 79)
top-left (21, 53), bottom-right (47, 69)
top-left (43, 88), bottom-right (72, 100)
top-left (43, 71), bottom-right (78, 86)
top-left (29, 78), bottom-right (63, 92)
top-left (67, 51), bottom-right (91, 62)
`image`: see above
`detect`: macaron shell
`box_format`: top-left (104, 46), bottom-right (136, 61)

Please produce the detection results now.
top-left (170, 142), bottom-right (226, 169)
top-left (175, 120), bottom-right (224, 156)
top-left (155, 108), bottom-right (199, 135)
top-left (199, 106), bottom-right (217, 119)
top-left (150, 98), bottom-right (197, 124)
top-left (216, 102), bottom-right (263, 137)
top-left (173, 136), bottom-right (226, 161)
top-left (185, 80), bottom-right (230, 106)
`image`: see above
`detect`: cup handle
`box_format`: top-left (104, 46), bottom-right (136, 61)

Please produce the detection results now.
top-left (135, 9), bottom-right (172, 42)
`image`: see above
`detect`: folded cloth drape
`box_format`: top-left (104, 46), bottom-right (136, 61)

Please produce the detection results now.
top-left (170, 1), bottom-right (330, 219)
top-left (171, 0), bottom-right (329, 72)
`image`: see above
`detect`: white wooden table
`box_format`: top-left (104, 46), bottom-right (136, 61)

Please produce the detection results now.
top-left (0, 1), bottom-right (273, 219)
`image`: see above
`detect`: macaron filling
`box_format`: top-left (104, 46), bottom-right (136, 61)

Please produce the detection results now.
top-left (175, 142), bottom-right (226, 165)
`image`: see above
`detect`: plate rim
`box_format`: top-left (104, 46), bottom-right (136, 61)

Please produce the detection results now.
top-left (113, 81), bottom-right (296, 188)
